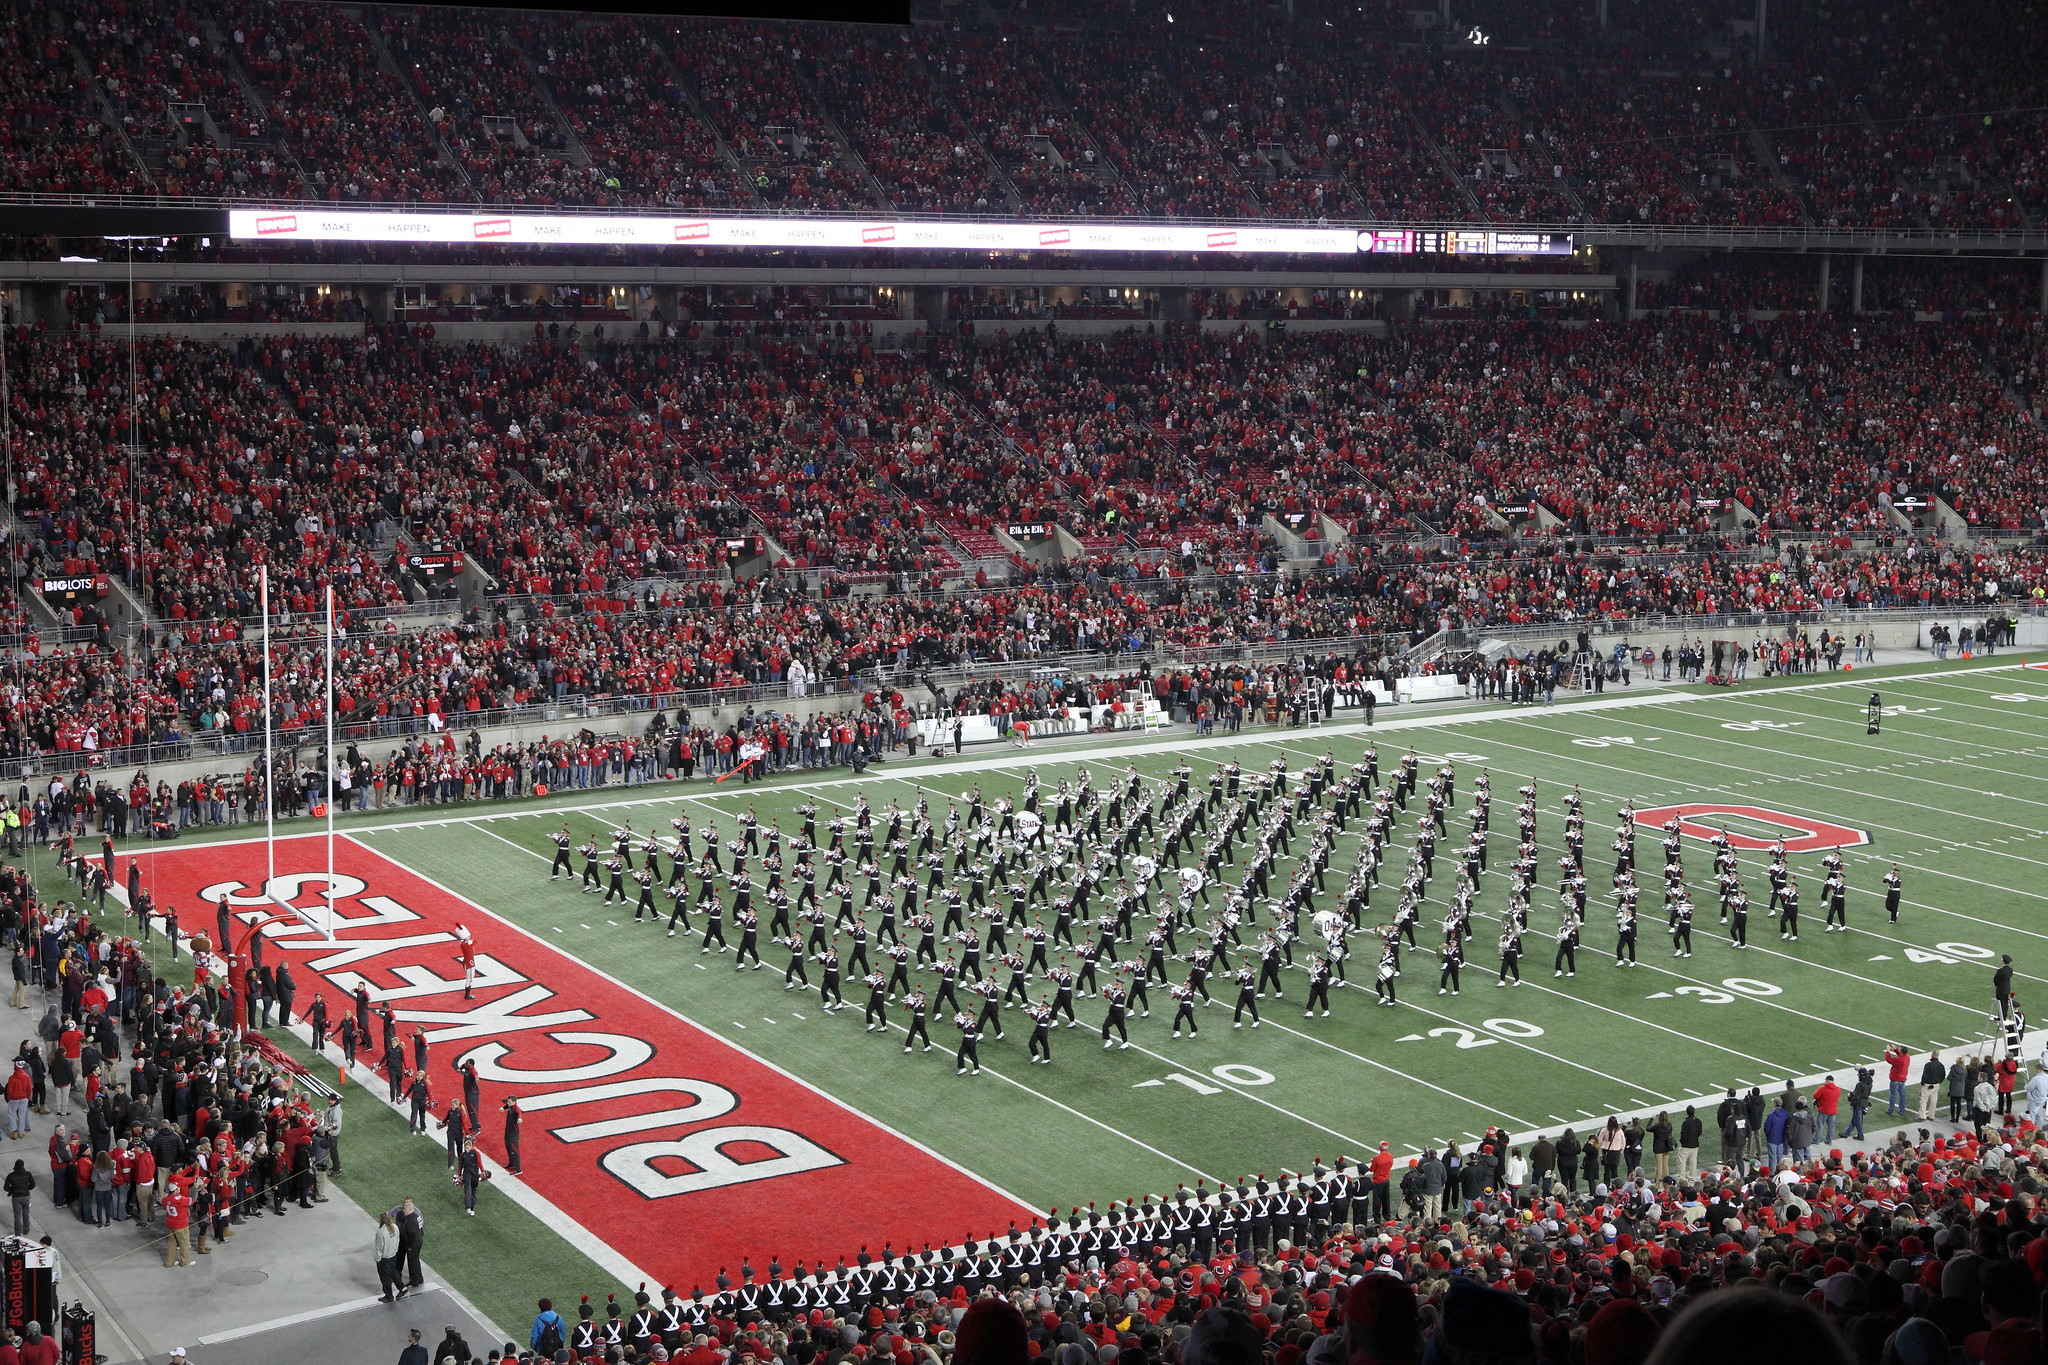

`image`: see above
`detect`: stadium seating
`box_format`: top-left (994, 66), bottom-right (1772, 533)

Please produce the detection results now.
top-left (4, 298), bottom-right (2047, 774)
top-left (10, 0), bottom-right (2044, 229)
top-left (0, 0), bottom-right (153, 196)
top-left (223, 0), bottom-right (467, 202)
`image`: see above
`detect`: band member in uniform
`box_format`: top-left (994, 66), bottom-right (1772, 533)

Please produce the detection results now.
top-left (733, 908), bottom-right (762, 969)
top-left (817, 945), bottom-right (843, 1011)
top-left (1231, 963), bottom-right (1261, 1029)
top-left (1553, 913), bottom-right (1578, 977)
top-left (1100, 980), bottom-right (1130, 1049)
top-left (550, 825), bottom-right (574, 879)
top-left (1884, 865), bottom-right (1903, 922)
top-left (1824, 872), bottom-right (1848, 931)
top-left (903, 990), bottom-right (932, 1053)
top-left (972, 976), bottom-right (1004, 1042)
top-left (1496, 925), bottom-right (1522, 986)
top-left (700, 894), bottom-right (728, 955)
top-left (781, 935), bottom-right (812, 992)
top-left (1304, 954), bottom-right (1333, 1016)
top-left (1170, 978), bottom-right (1200, 1037)
top-left (1669, 895), bottom-right (1693, 958)
top-left (1437, 935), bottom-right (1463, 996)
top-left (1026, 998), bottom-right (1054, 1063)
top-left (1374, 939), bottom-right (1399, 1006)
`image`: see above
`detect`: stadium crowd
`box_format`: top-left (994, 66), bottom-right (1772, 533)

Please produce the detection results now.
top-left (1, 305), bottom-right (2046, 773)
top-left (1, 0), bottom-right (2045, 230)
top-left (356, 1049), bottom-right (2048, 1365)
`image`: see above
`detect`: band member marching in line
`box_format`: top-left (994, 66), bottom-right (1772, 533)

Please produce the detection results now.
top-left (1669, 893), bottom-right (1693, 959)
top-left (1552, 911), bottom-right (1578, 978)
top-left (1779, 875), bottom-right (1801, 942)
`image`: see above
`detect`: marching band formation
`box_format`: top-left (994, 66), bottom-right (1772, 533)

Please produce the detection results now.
top-left (539, 742), bottom-right (1908, 1074)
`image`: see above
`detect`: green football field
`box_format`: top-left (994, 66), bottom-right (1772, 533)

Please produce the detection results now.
top-left (362, 656), bottom-right (2048, 1191)
top-left (76, 653), bottom-right (2048, 1327)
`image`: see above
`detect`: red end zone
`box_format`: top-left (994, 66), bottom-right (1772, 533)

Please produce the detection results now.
top-left (139, 834), bottom-right (1030, 1294)
top-left (1634, 803), bottom-right (1869, 853)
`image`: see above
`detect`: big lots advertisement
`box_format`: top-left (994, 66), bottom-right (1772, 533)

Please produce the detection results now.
top-left (142, 834), bottom-right (1029, 1291)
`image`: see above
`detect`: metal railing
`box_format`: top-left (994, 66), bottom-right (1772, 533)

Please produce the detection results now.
top-left (1432, 602), bottom-right (2035, 653)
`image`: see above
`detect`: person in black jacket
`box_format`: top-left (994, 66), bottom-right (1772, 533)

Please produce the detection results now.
top-left (390, 1196), bottom-right (426, 1289)
top-left (1527, 1135), bottom-right (1555, 1197)
top-left (1846, 1067), bottom-right (1874, 1140)
top-left (1920, 1054), bottom-right (1947, 1121)
top-left (430, 1325), bottom-right (471, 1365)
top-left (5, 1158), bottom-right (34, 1234)
top-left (1677, 1106), bottom-right (1703, 1182)
top-left (273, 963), bottom-right (296, 1030)
top-left (1718, 1096), bottom-right (1750, 1177)
top-left (1554, 1129), bottom-right (1581, 1195)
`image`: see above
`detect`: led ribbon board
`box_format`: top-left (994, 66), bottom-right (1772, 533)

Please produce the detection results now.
top-left (229, 210), bottom-right (1572, 256)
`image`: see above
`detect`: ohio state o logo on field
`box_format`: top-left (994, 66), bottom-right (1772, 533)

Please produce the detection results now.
top-left (1633, 804), bottom-right (1869, 853)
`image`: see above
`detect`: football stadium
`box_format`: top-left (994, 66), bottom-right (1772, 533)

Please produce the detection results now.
top-left (3, 2), bottom-right (2048, 1362)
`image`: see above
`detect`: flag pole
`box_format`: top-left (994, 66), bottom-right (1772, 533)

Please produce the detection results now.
top-left (326, 583), bottom-right (336, 939)
top-left (262, 564), bottom-right (274, 897)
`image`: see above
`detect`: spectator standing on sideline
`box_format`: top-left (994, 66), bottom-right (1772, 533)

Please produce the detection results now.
top-left (374, 1212), bottom-right (403, 1302)
top-left (318, 1095), bottom-right (344, 1178)
top-left (16, 1323), bottom-right (56, 1365)
top-left (392, 1196), bottom-right (425, 1290)
top-left (4, 1161), bottom-right (33, 1235)
top-left (5, 1061), bottom-right (29, 1138)
top-left (1884, 1044), bottom-right (1912, 1115)
top-left (397, 1329), bottom-right (428, 1365)
top-left (1812, 1074), bottom-right (1841, 1143)
top-left (1920, 1052), bottom-right (1947, 1120)
top-left (2027, 1063), bottom-right (2048, 1128)
top-left (161, 1178), bottom-right (192, 1268)
top-left (430, 1325), bottom-right (471, 1364)
top-left (529, 1300), bottom-right (566, 1357)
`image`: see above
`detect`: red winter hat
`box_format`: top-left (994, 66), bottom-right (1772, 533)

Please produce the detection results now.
top-left (955, 1299), bottom-right (1029, 1365)
top-left (1343, 1275), bottom-right (1422, 1364)
top-left (1583, 1299), bottom-right (1660, 1365)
